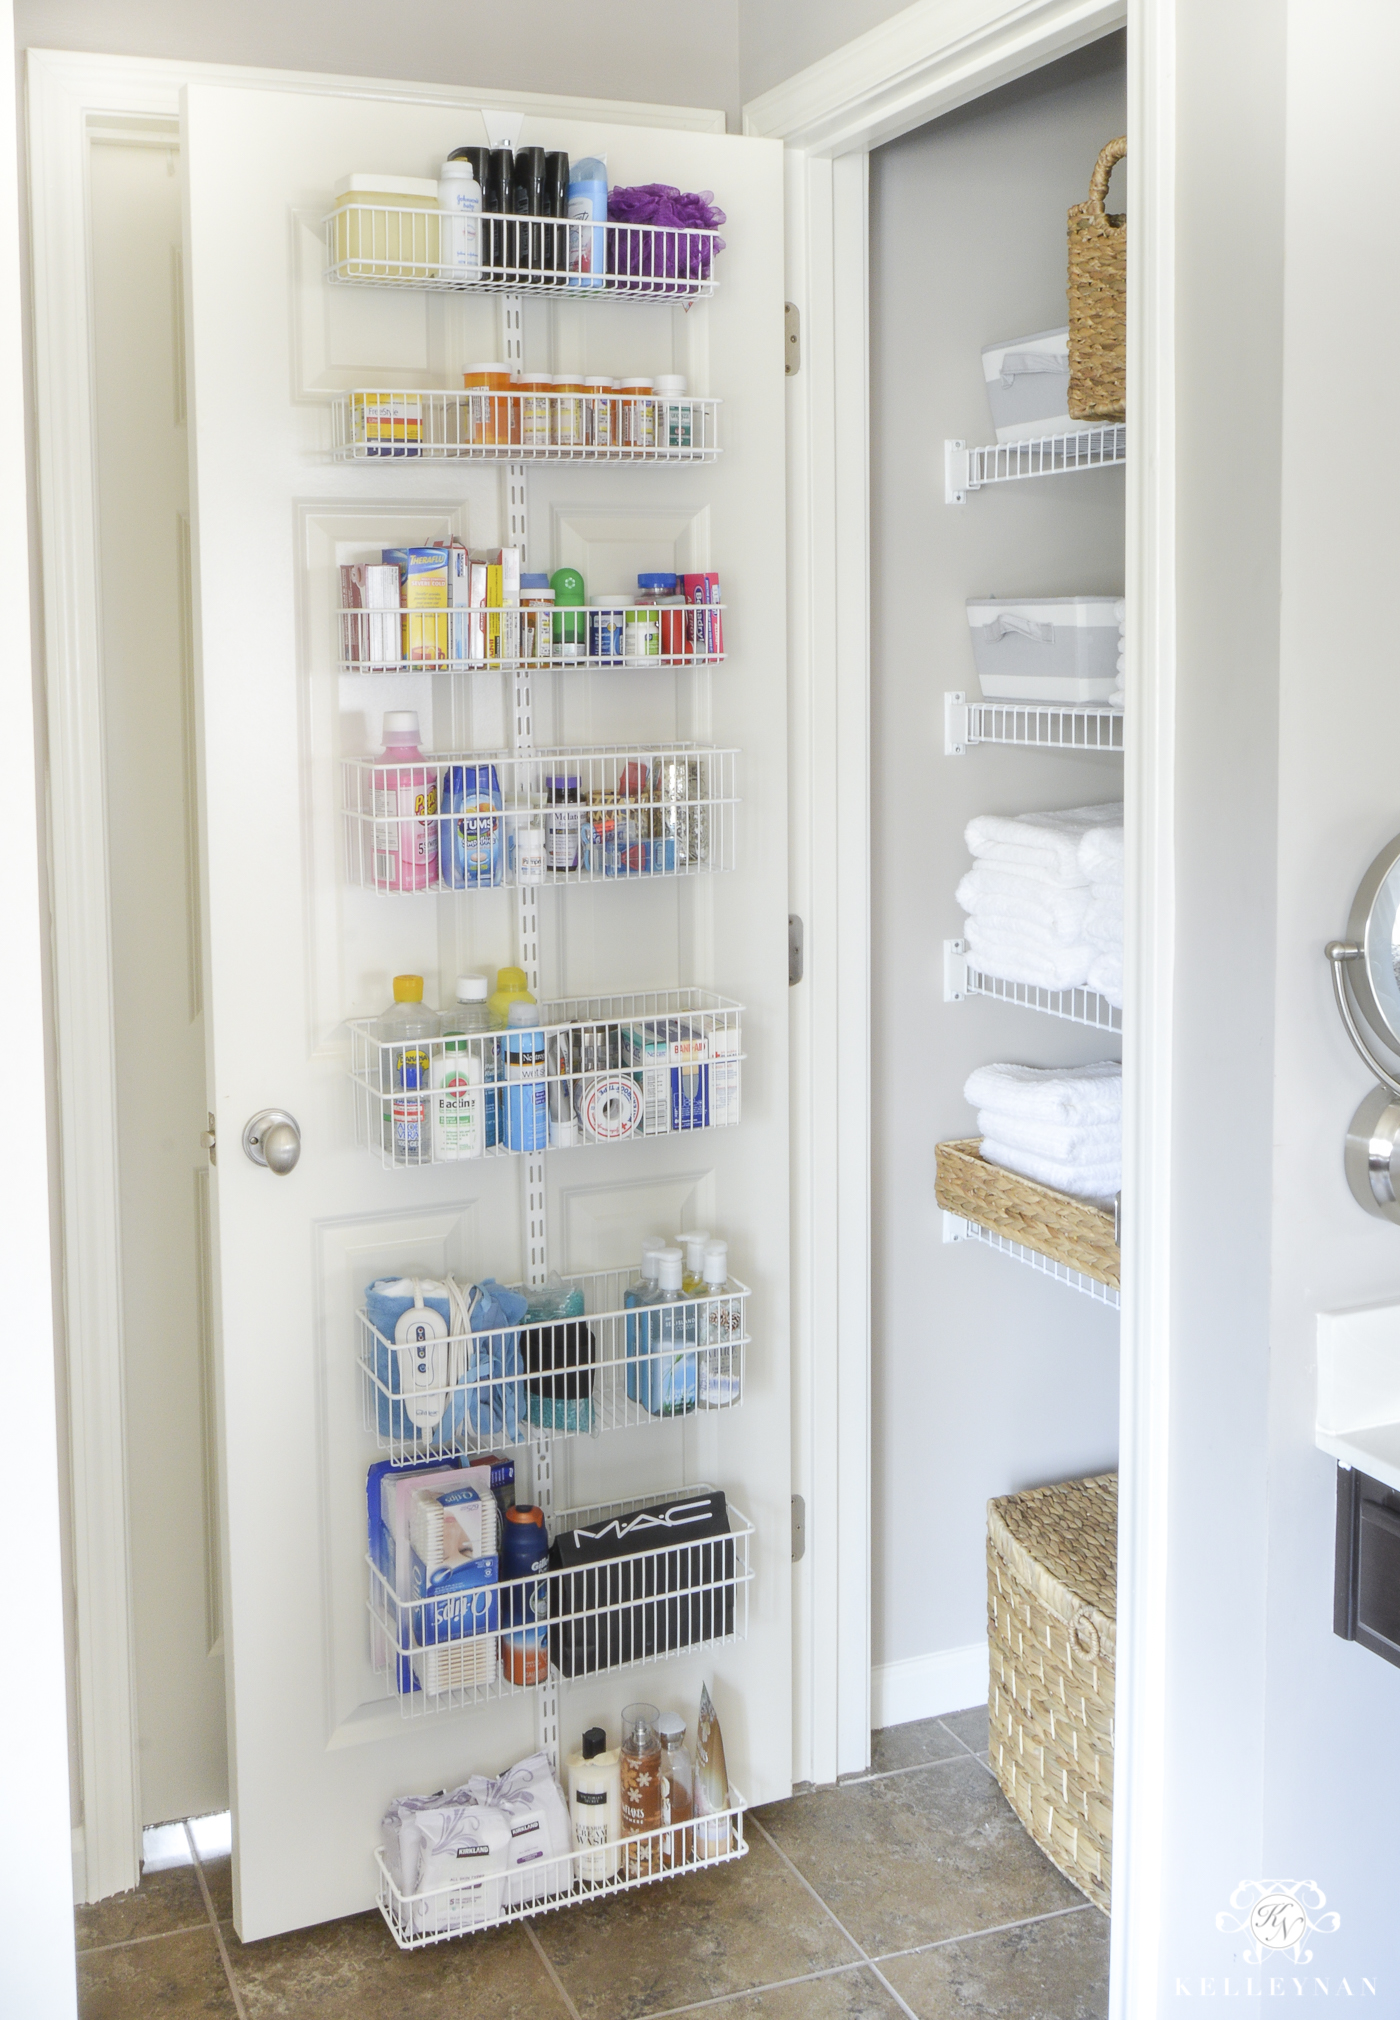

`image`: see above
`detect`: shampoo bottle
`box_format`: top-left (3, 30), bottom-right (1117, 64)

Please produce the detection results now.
top-left (567, 1726), bottom-right (621, 1881)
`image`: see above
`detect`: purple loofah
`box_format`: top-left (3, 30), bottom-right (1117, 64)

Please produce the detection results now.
top-left (606, 184), bottom-right (727, 287)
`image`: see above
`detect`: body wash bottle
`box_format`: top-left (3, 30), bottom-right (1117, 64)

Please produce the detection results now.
top-left (620, 1702), bottom-right (663, 1876)
top-left (567, 1726), bottom-right (621, 1881)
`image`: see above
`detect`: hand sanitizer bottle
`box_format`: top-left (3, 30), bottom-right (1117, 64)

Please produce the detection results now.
top-left (698, 1240), bottom-right (742, 1408)
top-left (678, 1228), bottom-right (713, 1295)
top-left (641, 1247), bottom-right (696, 1416)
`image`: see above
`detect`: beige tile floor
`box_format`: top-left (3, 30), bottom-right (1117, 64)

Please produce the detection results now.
top-left (75, 1709), bottom-right (1108, 2020)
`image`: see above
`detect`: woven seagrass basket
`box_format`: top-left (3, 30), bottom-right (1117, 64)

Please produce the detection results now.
top-left (933, 1138), bottom-right (1119, 1289)
top-left (1067, 135), bottom-right (1126, 422)
top-left (988, 1473), bottom-right (1116, 1914)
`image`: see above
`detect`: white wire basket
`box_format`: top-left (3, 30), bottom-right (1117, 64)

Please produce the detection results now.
top-left (349, 987), bottom-right (744, 1168)
top-left (343, 745), bottom-right (737, 893)
top-left (375, 1785), bottom-right (748, 1949)
top-left (331, 388), bottom-right (721, 463)
top-left (369, 1484), bottom-right (754, 1717)
top-left (337, 596), bottom-right (725, 673)
top-left (324, 207), bottom-right (722, 297)
top-left (359, 1264), bottom-right (750, 1462)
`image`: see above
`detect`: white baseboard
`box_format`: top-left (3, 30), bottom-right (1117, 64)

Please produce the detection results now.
top-left (871, 1640), bottom-right (989, 1729)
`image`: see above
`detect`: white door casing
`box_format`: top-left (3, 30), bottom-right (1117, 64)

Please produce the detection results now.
top-left (181, 80), bottom-right (789, 1938)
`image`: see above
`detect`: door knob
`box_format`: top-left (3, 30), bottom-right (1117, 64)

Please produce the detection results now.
top-left (242, 1109), bottom-right (301, 1175)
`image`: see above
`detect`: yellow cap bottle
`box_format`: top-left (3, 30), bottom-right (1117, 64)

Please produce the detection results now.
top-left (487, 965), bottom-right (535, 1028)
top-left (392, 975), bottom-right (425, 1002)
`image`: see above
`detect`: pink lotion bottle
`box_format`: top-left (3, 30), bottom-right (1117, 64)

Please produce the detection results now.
top-left (372, 709), bottom-right (439, 892)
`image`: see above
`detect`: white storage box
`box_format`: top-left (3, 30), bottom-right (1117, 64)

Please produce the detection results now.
top-left (981, 328), bottom-right (1073, 444)
top-left (966, 596), bottom-right (1124, 704)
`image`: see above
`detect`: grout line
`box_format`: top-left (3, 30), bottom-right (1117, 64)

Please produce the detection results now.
top-left (869, 1900), bottom-right (1095, 1967)
top-left (632, 1958), bottom-right (873, 2020)
top-left (74, 1923), bottom-right (217, 1957)
top-left (838, 1752), bottom-right (982, 1788)
top-left (184, 1823), bottom-right (249, 2020)
top-left (748, 1816), bottom-right (920, 2020)
top-left (933, 1716), bottom-right (985, 1760)
top-left (525, 1919), bottom-right (585, 2020)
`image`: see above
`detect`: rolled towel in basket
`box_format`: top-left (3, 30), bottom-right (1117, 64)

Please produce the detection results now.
top-left (964, 916), bottom-right (1093, 993)
top-left (964, 1059), bottom-right (1121, 1125)
top-left (975, 1108), bottom-right (1121, 1162)
top-left (956, 866), bottom-right (1092, 942)
top-left (979, 1137), bottom-right (1121, 1202)
top-left (965, 802), bottom-right (1123, 886)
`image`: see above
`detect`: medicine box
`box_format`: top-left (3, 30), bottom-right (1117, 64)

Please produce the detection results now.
top-left (966, 596), bottom-right (1123, 705)
top-left (980, 327), bottom-right (1074, 444)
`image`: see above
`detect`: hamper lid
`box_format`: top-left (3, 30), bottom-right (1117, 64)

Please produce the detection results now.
top-left (966, 596), bottom-right (1123, 628)
top-left (988, 1473), bottom-right (1117, 1647)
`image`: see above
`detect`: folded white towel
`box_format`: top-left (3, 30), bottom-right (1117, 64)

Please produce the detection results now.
top-left (1079, 825), bottom-right (1124, 885)
top-left (965, 803), bottom-right (1124, 888)
top-left (976, 1108), bottom-right (1121, 1161)
top-left (964, 1060), bottom-right (1121, 1124)
top-left (964, 918), bottom-right (1093, 992)
top-left (1088, 950), bottom-right (1123, 1008)
top-left (1084, 892), bottom-right (1123, 949)
top-left (979, 1138), bottom-right (1121, 1201)
top-left (956, 867), bottom-right (1092, 943)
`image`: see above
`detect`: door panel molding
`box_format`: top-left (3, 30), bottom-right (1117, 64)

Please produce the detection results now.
top-left (24, 41), bottom-right (731, 1909)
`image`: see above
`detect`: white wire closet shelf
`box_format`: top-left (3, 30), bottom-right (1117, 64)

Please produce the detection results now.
top-left (360, 1264), bottom-right (750, 1463)
top-left (945, 425), bottom-right (1126, 501)
top-left (350, 988), bottom-right (743, 1169)
top-left (325, 208), bottom-right (721, 298)
top-left (339, 599), bottom-right (725, 673)
top-left (943, 942), bottom-right (1121, 1034)
top-left (332, 388), bottom-right (721, 463)
top-left (944, 692), bottom-right (1123, 756)
top-left (944, 1213), bottom-right (1121, 1311)
top-left (369, 1483), bottom-right (754, 1717)
top-left (376, 1786), bottom-right (748, 1949)
top-left (344, 745), bottom-right (736, 892)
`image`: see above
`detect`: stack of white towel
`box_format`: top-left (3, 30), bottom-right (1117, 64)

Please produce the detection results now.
top-left (964, 1060), bottom-right (1122, 1202)
top-left (1081, 824), bottom-right (1124, 1007)
top-left (1109, 599), bottom-right (1125, 709)
top-left (957, 802), bottom-right (1123, 999)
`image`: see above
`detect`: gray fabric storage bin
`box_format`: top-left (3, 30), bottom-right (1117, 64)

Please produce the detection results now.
top-left (967, 596), bottom-right (1123, 704)
top-left (981, 327), bottom-right (1073, 444)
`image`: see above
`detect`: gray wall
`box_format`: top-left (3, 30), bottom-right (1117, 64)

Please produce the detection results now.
top-left (869, 37), bottom-right (1126, 1675)
top-left (14, 0), bottom-right (743, 126)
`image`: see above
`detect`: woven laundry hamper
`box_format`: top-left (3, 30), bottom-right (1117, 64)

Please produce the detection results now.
top-left (1067, 135), bottom-right (1127, 422)
top-left (987, 1472), bottom-right (1116, 1913)
top-left (934, 1138), bottom-right (1119, 1290)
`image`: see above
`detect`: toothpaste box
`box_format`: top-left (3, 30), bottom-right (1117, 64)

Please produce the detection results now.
top-left (621, 1019), bottom-right (711, 1133)
top-left (383, 546), bottom-right (449, 663)
top-left (681, 572), bottom-right (722, 658)
top-left (340, 562), bottom-right (401, 668)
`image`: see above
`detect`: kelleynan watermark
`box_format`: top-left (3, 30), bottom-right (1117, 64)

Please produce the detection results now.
top-left (1173, 1881), bottom-right (1375, 1998)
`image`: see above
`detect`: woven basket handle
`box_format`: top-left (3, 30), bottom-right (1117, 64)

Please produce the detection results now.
top-left (1086, 135), bottom-right (1127, 215)
top-left (1071, 1605), bottom-right (1102, 1660)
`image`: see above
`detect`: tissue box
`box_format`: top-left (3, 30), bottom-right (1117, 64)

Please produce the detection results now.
top-left (980, 327), bottom-right (1073, 444)
top-left (966, 596), bottom-right (1123, 704)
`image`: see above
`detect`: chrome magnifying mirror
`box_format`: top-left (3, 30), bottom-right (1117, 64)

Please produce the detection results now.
top-left (1326, 834), bottom-right (1400, 1220)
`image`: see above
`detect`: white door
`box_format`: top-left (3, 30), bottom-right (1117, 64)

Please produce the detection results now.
top-left (181, 81), bottom-right (789, 1939)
